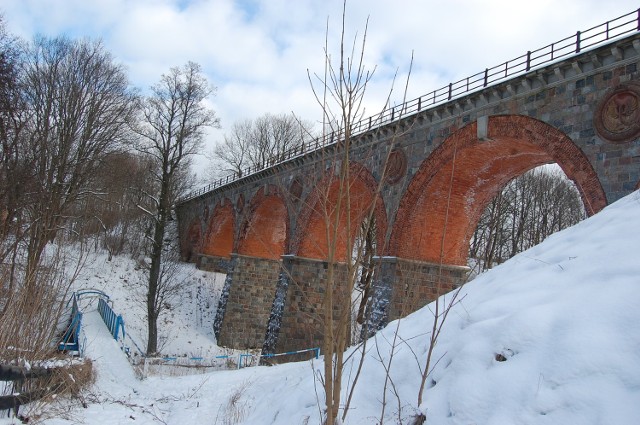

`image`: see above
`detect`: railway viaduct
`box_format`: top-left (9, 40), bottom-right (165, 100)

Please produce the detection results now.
top-left (176, 13), bottom-right (640, 357)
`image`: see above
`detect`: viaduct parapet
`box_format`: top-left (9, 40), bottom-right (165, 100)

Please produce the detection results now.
top-left (177, 24), bottom-right (640, 356)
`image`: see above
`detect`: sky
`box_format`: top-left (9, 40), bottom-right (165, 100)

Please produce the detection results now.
top-left (1, 0), bottom-right (638, 177)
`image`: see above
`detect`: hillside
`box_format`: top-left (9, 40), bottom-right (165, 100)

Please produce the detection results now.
top-left (4, 190), bottom-right (639, 425)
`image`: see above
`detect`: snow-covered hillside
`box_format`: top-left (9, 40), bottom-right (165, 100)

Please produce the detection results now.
top-left (71, 252), bottom-right (229, 362)
top-left (5, 190), bottom-right (640, 425)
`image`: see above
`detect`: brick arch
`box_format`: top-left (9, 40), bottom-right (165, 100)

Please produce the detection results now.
top-left (201, 200), bottom-right (235, 258)
top-left (295, 162), bottom-right (388, 262)
top-left (181, 218), bottom-right (202, 262)
top-left (237, 186), bottom-right (288, 260)
top-left (390, 114), bottom-right (607, 266)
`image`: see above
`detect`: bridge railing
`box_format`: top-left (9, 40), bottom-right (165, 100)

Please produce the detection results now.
top-left (58, 293), bottom-right (83, 353)
top-left (180, 8), bottom-right (640, 204)
top-left (98, 297), bottom-right (125, 342)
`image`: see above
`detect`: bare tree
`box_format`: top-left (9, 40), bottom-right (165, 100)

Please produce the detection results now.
top-left (211, 113), bottom-right (315, 177)
top-left (18, 36), bottom-right (137, 283)
top-left (469, 166), bottom-right (586, 274)
top-left (305, 5), bottom-right (395, 423)
top-left (133, 61), bottom-right (219, 355)
top-left (66, 152), bottom-right (157, 260)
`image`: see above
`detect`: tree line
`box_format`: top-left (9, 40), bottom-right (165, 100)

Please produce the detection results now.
top-left (0, 15), bottom-right (314, 359)
top-left (0, 18), bottom-right (221, 358)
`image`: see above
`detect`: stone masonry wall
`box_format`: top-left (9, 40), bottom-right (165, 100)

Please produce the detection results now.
top-left (381, 257), bottom-right (469, 322)
top-left (197, 254), bottom-right (231, 274)
top-left (275, 256), bottom-right (349, 359)
top-left (217, 254), bottom-right (281, 349)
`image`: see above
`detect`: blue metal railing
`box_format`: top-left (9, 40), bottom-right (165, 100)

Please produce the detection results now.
top-left (98, 297), bottom-right (125, 342)
top-left (58, 293), bottom-right (83, 352)
top-left (179, 8), bottom-right (640, 204)
top-left (238, 347), bottom-right (320, 369)
top-left (153, 348), bottom-right (320, 370)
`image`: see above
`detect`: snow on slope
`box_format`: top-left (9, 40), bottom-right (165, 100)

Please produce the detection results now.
top-left (234, 189), bottom-right (640, 424)
top-left (72, 252), bottom-right (228, 360)
top-left (6, 190), bottom-right (638, 425)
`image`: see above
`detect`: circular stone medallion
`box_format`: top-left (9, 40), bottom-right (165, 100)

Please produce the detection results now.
top-left (384, 149), bottom-right (408, 184)
top-left (594, 82), bottom-right (640, 143)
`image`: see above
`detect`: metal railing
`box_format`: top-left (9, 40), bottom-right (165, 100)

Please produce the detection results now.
top-left (238, 347), bottom-right (320, 369)
top-left (58, 293), bottom-right (83, 352)
top-left (98, 297), bottom-right (125, 342)
top-left (180, 8), bottom-right (640, 204)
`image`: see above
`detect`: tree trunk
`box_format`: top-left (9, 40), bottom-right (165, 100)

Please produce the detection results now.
top-left (146, 173), bottom-right (170, 355)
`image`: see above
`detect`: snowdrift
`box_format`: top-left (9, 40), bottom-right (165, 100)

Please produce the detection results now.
top-left (29, 190), bottom-right (640, 425)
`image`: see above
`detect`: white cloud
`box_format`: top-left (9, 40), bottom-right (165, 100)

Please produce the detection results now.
top-left (2, 0), bottom-right (639, 179)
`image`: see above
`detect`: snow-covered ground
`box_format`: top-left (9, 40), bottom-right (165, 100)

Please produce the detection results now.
top-left (70, 252), bottom-right (229, 362)
top-left (3, 190), bottom-right (640, 425)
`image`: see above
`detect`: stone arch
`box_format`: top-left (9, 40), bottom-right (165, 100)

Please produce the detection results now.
top-left (180, 218), bottom-right (202, 262)
top-left (201, 200), bottom-right (235, 258)
top-left (237, 186), bottom-right (289, 260)
top-left (390, 114), bottom-right (607, 266)
top-left (296, 162), bottom-right (388, 262)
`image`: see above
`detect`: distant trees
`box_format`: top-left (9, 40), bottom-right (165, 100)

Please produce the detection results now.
top-left (469, 166), bottom-right (586, 274)
top-left (212, 113), bottom-right (315, 177)
top-left (132, 61), bottom-right (220, 355)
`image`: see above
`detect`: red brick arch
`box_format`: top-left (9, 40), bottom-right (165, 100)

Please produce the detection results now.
top-left (390, 114), bottom-right (607, 266)
top-left (201, 200), bottom-right (235, 259)
top-left (237, 186), bottom-right (288, 260)
top-left (296, 162), bottom-right (388, 262)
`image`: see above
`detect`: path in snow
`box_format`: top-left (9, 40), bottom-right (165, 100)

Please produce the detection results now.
top-left (81, 309), bottom-right (140, 394)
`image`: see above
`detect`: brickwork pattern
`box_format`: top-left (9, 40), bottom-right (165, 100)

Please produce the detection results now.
top-left (201, 202), bottom-right (234, 258)
top-left (237, 186), bottom-right (288, 260)
top-left (296, 162), bottom-right (388, 261)
top-left (391, 115), bottom-right (607, 265)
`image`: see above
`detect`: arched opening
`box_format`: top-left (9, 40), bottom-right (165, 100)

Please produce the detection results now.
top-left (296, 163), bottom-right (387, 262)
top-left (201, 201), bottom-right (235, 258)
top-left (237, 187), bottom-right (288, 260)
top-left (391, 115), bottom-right (606, 266)
top-left (468, 164), bottom-right (586, 276)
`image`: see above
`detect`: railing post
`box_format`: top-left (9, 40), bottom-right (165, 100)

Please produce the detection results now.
top-left (576, 31), bottom-right (581, 53)
top-left (448, 82), bottom-right (453, 100)
top-left (637, 8), bottom-right (640, 31)
top-left (418, 96), bottom-right (422, 112)
top-left (526, 51), bottom-right (531, 71)
top-left (483, 69), bottom-right (488, 87)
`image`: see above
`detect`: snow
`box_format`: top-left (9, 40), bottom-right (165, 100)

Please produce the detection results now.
top-left (2, 190), bottom-right (640, 424)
